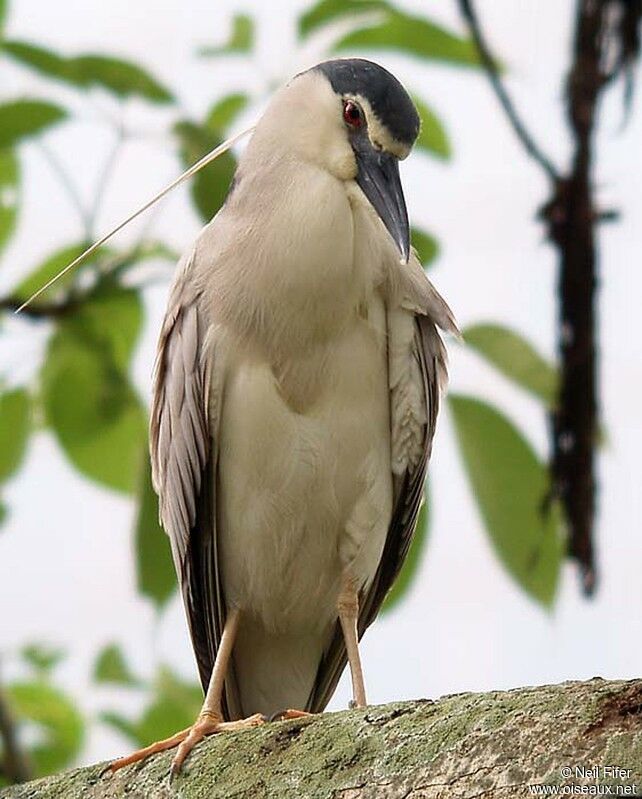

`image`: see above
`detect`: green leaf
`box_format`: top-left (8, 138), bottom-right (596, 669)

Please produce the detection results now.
top-left (199, 14), bottom-right (254, 56)
top-left (449, 394), bottom-right (563, 607)
top-left (126, 240), bottom-right (179, 265)
top-left (13, 242), bottom-right (88, 306)
top-left (101, 666), bottom-right (201, 747)
top-left (0, 149), bottom-right (19, 255)
top-left (205, 93), bottom-right (249, 133)
top-left (93, 644), bottom-right (140, 687)
top-left (135, 455), bottom-right (175, 608)
top-left (413, 96), bottom-right (451, 160)
top-left (334, 11), bottom-right (482, 68)
top-left (463, 323), bottom-right (558, 406)
top-left (411, 228), bottom-right (439, 267)
top-left (131, 671), bottom-right (202, 747)
top-left (20, 644), bottom-right (65, 675)
top-left (0, 387), bottom-right (30, 483)
top-left (67, 285), bottom-right (143, 370)
top-left (0, 1), bottom-right (7, 37)
top-left (174, 120), bottom-right (236, 222)
top-left (15, 241), bottom-right (176, 307)
top-left (3, 41), bottom-right (174, 103)
top-left (8, 681), bottom-right (84, 777)
top-left (70, 55), bottom-right (174, 103)
top-left (382, 489), bottom-right (430, 613)
top-left (299, 0), bottom-right (389, 38)
top-left (0, 99), bottom-right (67, 148)
top-left (41, 288), bottom-right (146, 493)
top-left (2, 40), bottom-right (65, 78)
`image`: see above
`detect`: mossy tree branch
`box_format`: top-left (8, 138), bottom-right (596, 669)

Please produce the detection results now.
top-left (1, 678), bottom-right (641, 798)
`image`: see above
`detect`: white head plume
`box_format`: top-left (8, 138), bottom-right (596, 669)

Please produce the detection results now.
top-left (15, 125), bottom-right (254, 314)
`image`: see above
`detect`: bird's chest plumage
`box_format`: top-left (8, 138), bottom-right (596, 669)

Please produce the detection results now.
top-left (217, 292), bottom-right (393, 633)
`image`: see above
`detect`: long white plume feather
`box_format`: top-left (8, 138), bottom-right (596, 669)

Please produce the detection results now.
top-left (16, 125), bottom-right (254, 314)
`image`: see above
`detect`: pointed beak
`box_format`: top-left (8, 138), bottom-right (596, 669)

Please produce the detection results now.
top-left (354, 143), bottom-right (410, 263)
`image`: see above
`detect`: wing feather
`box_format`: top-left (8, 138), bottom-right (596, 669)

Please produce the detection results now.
top-left (150, 252), bottom-right (231, 713)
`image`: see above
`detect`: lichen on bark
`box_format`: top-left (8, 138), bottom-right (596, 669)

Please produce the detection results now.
top-left (1, 678), bottom-right (641, 798)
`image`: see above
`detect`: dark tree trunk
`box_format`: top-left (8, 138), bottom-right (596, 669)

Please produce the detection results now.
top-left (548, 0), bottom-right (603, 594)
top-left (460, 0), bottom-right (642, 594)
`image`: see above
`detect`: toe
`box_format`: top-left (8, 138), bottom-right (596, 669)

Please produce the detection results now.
top-left (170, 716), bottom-right (221, 776)
top-left (105, 728), bottom-right (191, 775)
top-left (269, 708), bottom-right (313, 722)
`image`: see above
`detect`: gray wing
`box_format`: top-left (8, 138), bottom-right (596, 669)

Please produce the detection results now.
top-left (306, 305), bottom-right (450, 713)
top-left (150, 252), bottom-right (229, 711)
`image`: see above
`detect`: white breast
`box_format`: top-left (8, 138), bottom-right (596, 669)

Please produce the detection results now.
top-left (217, 289), bottom-right (392, 635)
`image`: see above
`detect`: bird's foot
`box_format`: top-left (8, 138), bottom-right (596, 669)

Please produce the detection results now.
top-left (170, 712), bottom-right (265, 777)
top-left (268, 708), bottom-right (314, 722)
top-left (104, 711), bottom-right (266, 779)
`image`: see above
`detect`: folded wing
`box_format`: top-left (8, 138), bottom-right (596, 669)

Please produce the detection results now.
top-left (149, 252), bottom-right (231, 713)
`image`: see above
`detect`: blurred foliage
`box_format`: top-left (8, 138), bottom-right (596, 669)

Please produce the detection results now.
top-left (135, 456), bottom-right (175, 609)
top-left (410, 228), bottom-right (439, 267)
top-left (0, 647), bottom-right (84, 786)
top-left (100, 662), bottom-right (203, 748)
top-left (41, 285), bottom-right (146, 493)
top-left (463, 323), bottom-right (559, 407)
top-left (450, 395), bottom-right (563, 607)
top-left (198, 13), bottom-right (254, 56)
top-left (7, 683), bottom-right (84, 777)
top-left (0, 100), bottom-right (67, 148)
top-left (0, 0), bottom-right (568, 781)
top-left (0, 388), bottom-right (30, 482)
top-left (13, 242), bottom-right (91, 305)
top-left (19, 645), bottom-right (65, 676)
top-left (3, 41), bottom-right (174, 103)
top-left (93, 645), bottom-right (141, 688)
top-left (0, 150), bottom-right (19, 251)
top-left (413, 96), bottom-right (451, 160)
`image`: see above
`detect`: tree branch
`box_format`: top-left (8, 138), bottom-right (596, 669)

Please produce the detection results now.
top-left (0, 685), bottom-right (31, 785)
top-left (459, 0), bottom-right (642, 594)
top-left (1, 678), bottom-right (641, 797)
top-left (0, 296), bottom-right (78, 319)
top-left (547, 0), bottom-right (636, 594)
top-left (457, 0), bottom-right (560, 182)
top-left (37, 143), bottom-right (90, 237)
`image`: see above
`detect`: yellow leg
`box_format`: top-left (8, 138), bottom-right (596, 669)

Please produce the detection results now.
top-left (337, 576), bottom-right (367, 708)
top-left (105, 609), bottom-right (266, 778)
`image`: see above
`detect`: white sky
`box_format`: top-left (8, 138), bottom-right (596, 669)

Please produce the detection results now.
top-left (0, 0), bottom-right (641, 767)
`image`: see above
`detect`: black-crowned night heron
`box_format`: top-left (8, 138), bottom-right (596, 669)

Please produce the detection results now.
top-left (108, 57), bottom-right (457, 777)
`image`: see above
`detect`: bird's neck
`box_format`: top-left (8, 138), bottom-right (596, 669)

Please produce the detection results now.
top-left (207, 161), bottom-right (387, 363)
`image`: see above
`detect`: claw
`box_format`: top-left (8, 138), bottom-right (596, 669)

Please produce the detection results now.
top-left (268, 708), bottom-right (313, 722)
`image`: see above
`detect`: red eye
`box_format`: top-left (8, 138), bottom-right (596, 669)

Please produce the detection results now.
top-left (343, 100), bottom-right (363, 127)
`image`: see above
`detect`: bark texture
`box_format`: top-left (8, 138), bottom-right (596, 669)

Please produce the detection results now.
top-left (1, 678), bottom-right (641, 798)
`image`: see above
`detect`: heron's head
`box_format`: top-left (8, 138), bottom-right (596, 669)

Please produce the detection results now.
top-left (257, 58), bottom-right (420, 263)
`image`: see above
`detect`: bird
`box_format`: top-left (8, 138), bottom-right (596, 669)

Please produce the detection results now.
top-left (107, 57), bottom-right (457, 777)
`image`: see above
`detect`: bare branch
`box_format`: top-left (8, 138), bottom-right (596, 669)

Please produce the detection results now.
top-left (0, 296), bottom-right (77, 318)
top-left (37, 143), bottom-right (90, 236)
top-left (457, 0), bottom-right (561, 182)
top-left (86, 127), bottom-right (126, 239)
